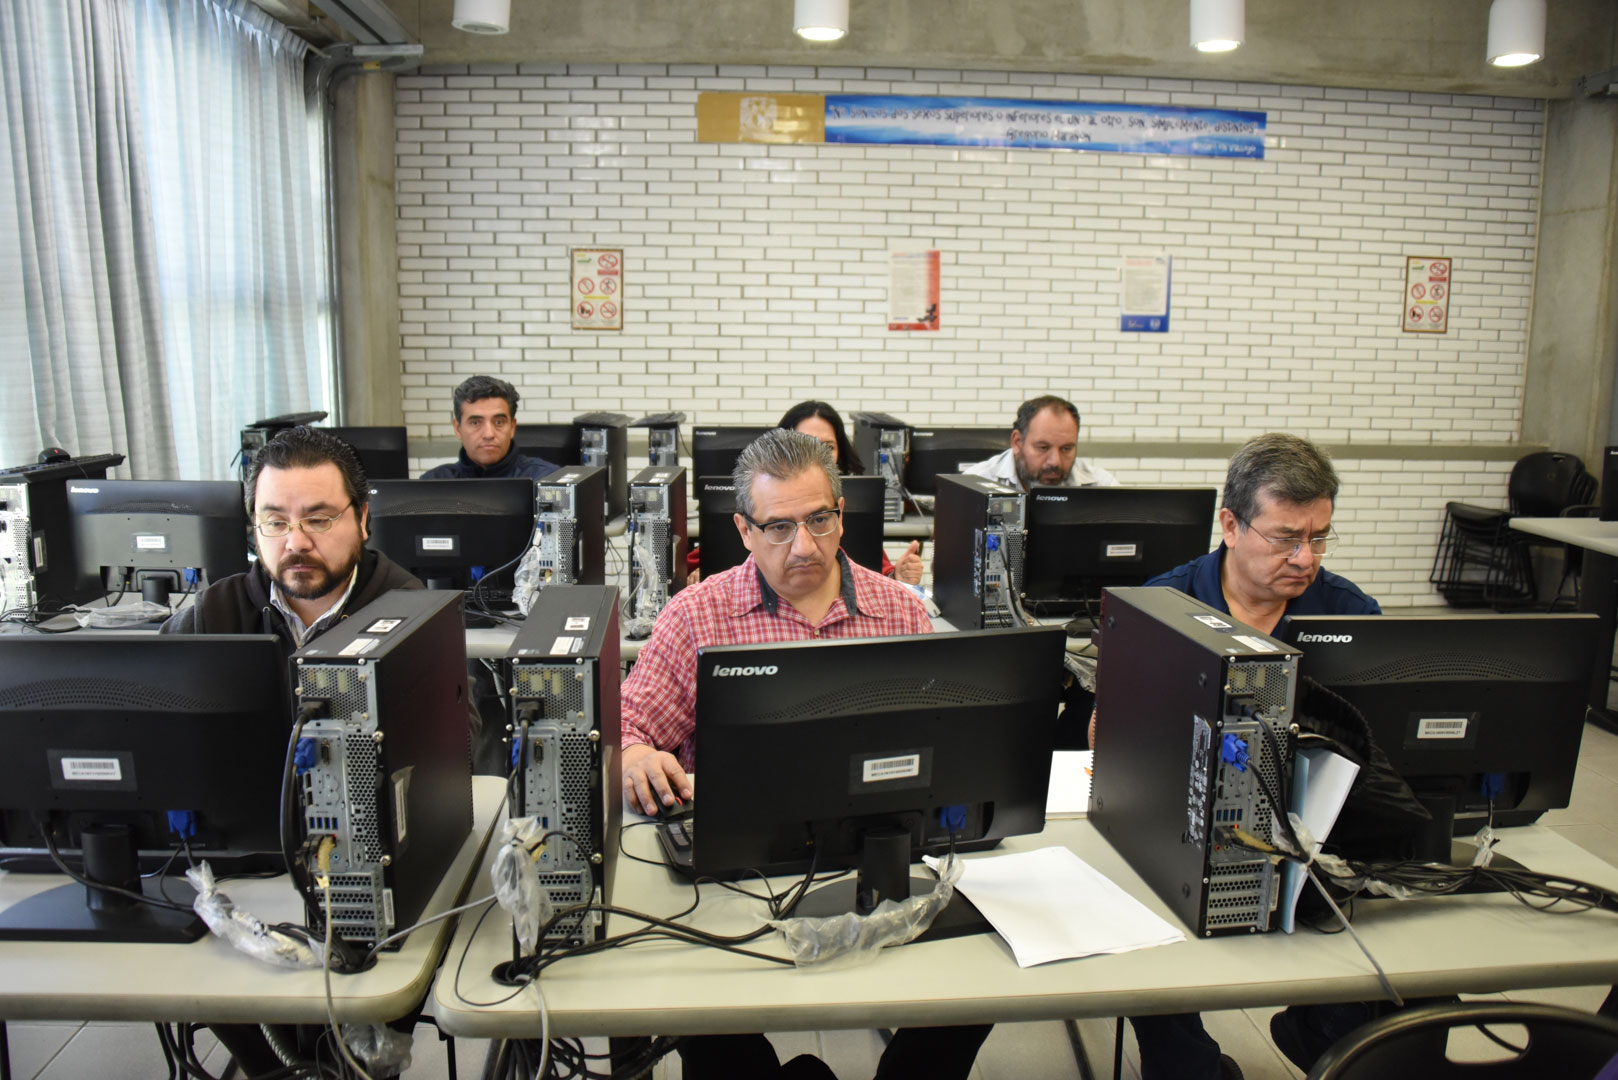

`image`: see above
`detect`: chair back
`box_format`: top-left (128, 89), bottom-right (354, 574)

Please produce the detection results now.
top-left (1307, 1001), bottom-right (1618, 1080)
top-left (1508, 452), bottom-right (1593, 518)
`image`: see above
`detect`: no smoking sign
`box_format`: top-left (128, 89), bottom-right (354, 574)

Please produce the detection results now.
top-left (571, 248), bottom-right (624, 331)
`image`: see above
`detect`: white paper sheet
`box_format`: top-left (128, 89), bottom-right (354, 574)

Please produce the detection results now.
top-left (1046, 751), bottom-right (1093, 818)
top-left (924, 846), bottom-right (1184, 968)
top-left (1279, 748), bottom-right (1360, 933)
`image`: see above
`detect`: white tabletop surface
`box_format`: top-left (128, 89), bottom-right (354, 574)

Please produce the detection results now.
top-left (0, 776), bottom-right (507, 1025)
top-left (1509, 516), bottom-right (1618, 557)
top-left (429, 813), bottom-right (1618, 1039)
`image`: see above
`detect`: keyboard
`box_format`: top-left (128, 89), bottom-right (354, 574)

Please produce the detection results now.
top-left (0, 453), bottom-right (126, 484)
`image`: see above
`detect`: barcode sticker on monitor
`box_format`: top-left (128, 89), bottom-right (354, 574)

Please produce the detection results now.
top-left (1416, 717), bottom-right (1469, 740)
top-left (421, 537), bottom-right (455, 552)
top-left (61, 757), bottom-right (122, 782)
top-left (134, 534), bottom-right (168, 551)
top-left (1104, 543), bottom-right (1139, 558)
top-left (862, 754), bottom-right (922, 783)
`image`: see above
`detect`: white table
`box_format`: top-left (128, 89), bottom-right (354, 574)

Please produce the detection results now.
top-left (429, 814), bottom-right (1618, 1039)
top-left (1511, 516), bottom-right (1618, 727)
top-left (0, 777), bottom-right (507, 1025)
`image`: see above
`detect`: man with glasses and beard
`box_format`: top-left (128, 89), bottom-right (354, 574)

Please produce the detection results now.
top-left (161, 425), bottom-right (421, 651)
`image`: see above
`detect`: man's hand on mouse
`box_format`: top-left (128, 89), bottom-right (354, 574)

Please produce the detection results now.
top-left (622, 743), bottom-right (694, 816)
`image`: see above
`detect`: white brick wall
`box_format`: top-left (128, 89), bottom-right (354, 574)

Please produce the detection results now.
top-left (393, 64), bottom-right (1545, 606)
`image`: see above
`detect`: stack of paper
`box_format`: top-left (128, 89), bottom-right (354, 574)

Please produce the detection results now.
top-left (925, 846), bottom-right (1184, 968)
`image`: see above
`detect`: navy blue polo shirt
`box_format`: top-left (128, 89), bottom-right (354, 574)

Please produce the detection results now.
top-left (1145, 544), bottom-right (1381, 618)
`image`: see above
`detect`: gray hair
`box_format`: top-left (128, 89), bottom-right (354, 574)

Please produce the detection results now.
top-left (732, 428), bottom-right (842, 519)
top-left (1223, 433), bottom-right (1339, 525)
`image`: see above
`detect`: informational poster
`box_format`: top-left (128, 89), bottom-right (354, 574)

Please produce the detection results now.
top-left (1120, 253), bottom-right (1172, 333)
top-left (571, 248), bottom-right (623, 331)
top-left (888, 250), bottom-right (941, 331)
top-left (1403, 256), bottom-right (1450, 334)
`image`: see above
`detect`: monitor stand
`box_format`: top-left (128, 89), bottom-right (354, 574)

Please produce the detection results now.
top-left (0, 824), bottom-right (205, 943)
top-left (788, 825), bottom-right (992, 944)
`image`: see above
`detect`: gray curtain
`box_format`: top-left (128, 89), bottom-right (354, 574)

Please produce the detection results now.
top-left (0, 0), bottom-right (176, 477)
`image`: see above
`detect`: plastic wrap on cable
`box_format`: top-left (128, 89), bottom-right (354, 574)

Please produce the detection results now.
top-left (767, 855), bottom-right (961, 969)
top-left (513, 540), bottom-right (545, 617)
top-left (67, 601), bottom-right (171, 628)
top-left (342, 1023), bottom-right (414, 1074)
top-left (185, 862), bottom-right (325, 968)
top-left (491, 816), bottom-right (555, 953)
top-left (1283, 813), bottom-right (1418, 901)
top-left (624, 536), bottom-right (663, 639)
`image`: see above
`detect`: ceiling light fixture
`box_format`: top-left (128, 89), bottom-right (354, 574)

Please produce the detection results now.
top-left (452, 0), bottom-right (510, 35)
top-left (1487, 0), bottom-right (1545, 67)
top-left (1190, 0), bottom-right (1244, 53)
top-left (794, 0), bottom-right (848, 42)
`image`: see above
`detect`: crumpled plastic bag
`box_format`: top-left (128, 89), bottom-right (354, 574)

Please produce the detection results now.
top-left (67, 601), bottom-right (171, 628)
top-left (343, 1023), bottom-right (413, 1074)
top-left (513, 541), bottom-right (548, 617)
top-left (186, 862), bottom-right (325, 968)
top-left (491, 816), bottom-right (555, 953)
top-left (768, 855), bottom-right (961, 969)
top-left (1284, 814), bottom-right (1418, 901)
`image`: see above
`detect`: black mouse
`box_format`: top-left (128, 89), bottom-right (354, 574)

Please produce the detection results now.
top-left (36, 447), bottom-right (71, 464)
top-left (655, 795), bottom-right (695, 822)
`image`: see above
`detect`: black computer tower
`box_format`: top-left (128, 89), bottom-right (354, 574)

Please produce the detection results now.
top-left (627, 466), bottom-right (689, 624)
top-left (506, 585), bottom-right (622, 944)
top-left (1602, 446), bottom-right (1618, 521)
top-left (533, 466), bottom-right (607, 585)
top-left (574, 412), bottom-right (631, 522)
top-left (932, 473), bottom-right (1026, 630)
top-left (1091, 586), bottom-right (1299, 937)
top-left (0, 463), bottom-right (121, 613)
top-left (851, 411), bottom-right (909, 521)
top-left (291, 589), bottom-right (473, 947)
top-left (632, 412), bottom-right (686, 467)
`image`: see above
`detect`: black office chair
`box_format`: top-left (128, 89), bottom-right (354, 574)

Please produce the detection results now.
top-left (1306, 1001), bottom-right (1618, 1079)
top-left (1431, 451), bottom-right (1596, 610)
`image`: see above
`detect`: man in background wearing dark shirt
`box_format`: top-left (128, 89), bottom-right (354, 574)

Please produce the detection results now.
top-left (420, 374), bottom-right (559, 480)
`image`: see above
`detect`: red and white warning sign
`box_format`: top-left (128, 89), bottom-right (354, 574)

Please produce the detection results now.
top-left (1403, 256), bottom-right (1451, 334)
top-left (571, 249), bottom-right (624, 331)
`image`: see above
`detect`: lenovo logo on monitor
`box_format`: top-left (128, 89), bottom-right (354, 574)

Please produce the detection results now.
top-left (711, 664), bottom-right (779, 677)
top-left (1294, 632), bottom-right (1353, 643)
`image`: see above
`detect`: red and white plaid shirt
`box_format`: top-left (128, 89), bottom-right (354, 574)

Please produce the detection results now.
top-left (621, 551), bottom-right (934, 771)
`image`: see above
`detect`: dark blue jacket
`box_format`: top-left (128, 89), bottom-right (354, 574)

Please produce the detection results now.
top-left (420, 444), bottom-right (559, 481)
top-left (1146, 544), bottom-right (1381, 618)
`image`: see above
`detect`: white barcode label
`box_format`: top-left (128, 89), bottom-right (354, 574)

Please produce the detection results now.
top-left (1416, 717), bottom-right (1469, 740)
top-left (863, 754), bottom-right (921, 783)
top-left (1233, 635), bottom-right (1278, 653)
top-left (1105, 543), bottom-right (1139, 558)
top-left (421, 537), bottom-right (455, 552)
top-left (134, 534), bottom-right (167, 551)
top-left (61, 757), bottom-right (122, 782)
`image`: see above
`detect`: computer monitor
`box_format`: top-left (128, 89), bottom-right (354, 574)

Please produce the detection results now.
top-left (696, 475), bottom-right (886, 578)
top-left (0, 634), bottom-right (293, 942)
top-left (515, 423), bottom-right (580, 468)
top-left (904, 426), bottom-right (1007, 496)
top-left (366, 478), bottom-right (536, 602)
top-left (68, 480), bottom-right (252, 606)
top-left (1276, 613), bottom-right (1600, 848)
top-left (693, 626), bottom-right (1064, 936)
top-left (320, 425), bottom-right (410, 481)
top-left (689, 426), bottom-right (771, 498)
top-left (1021, 487), bottom-right (1218, 616)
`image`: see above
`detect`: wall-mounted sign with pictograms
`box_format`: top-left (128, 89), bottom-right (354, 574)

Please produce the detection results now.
top-left (1402, 256), bottom-right (1450, 334)
top-left (571, 249), bottom-right (624, 331)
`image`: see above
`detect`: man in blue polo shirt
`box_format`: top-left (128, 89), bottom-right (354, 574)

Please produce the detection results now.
top-left (1095, 432), bottom-right (1379, 1080)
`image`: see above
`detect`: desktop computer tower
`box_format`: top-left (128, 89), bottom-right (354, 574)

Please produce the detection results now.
top-left (506, 585), bottom-right (622, 945)
top-left (626, 466), bottom-right (688, 627)
top-left (932, 474), bottom-right (1026, 630)
top-left (575, 412), bottom-right (631, 522)
top-left (1091, 586), bottom-right (1299, 937)
top-left (0, 463), bottom-right (121, 614)
top-left (291, 589), bottom-right (473, 947)
top-left (851, 411), bottom-right (910, 522)
top-left (1602, 446), bottom-right (1618, 521)
top-left (632, 412), bottom-right (686, 467)
top-left (238, 412), bottom-right (327, 482)
top-left (531, 466), bottom-right (607, 586)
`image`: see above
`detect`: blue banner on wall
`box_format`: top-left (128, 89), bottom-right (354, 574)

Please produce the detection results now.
top-left (825, 95), bottom-right (1265, 159)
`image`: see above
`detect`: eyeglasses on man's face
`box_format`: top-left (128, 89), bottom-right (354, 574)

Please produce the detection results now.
top-left (1236, 514), bottom-right (1338, 559)
top-left (742, 508), bottom-right (841, 545)
top-left (253, 503), bottom-right (353, 538)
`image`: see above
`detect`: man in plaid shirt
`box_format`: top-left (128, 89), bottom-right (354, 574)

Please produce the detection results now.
top-left (619, 427), bottom-right (989, 1080)
top-left (621, 427), bottom-right (933, 816)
